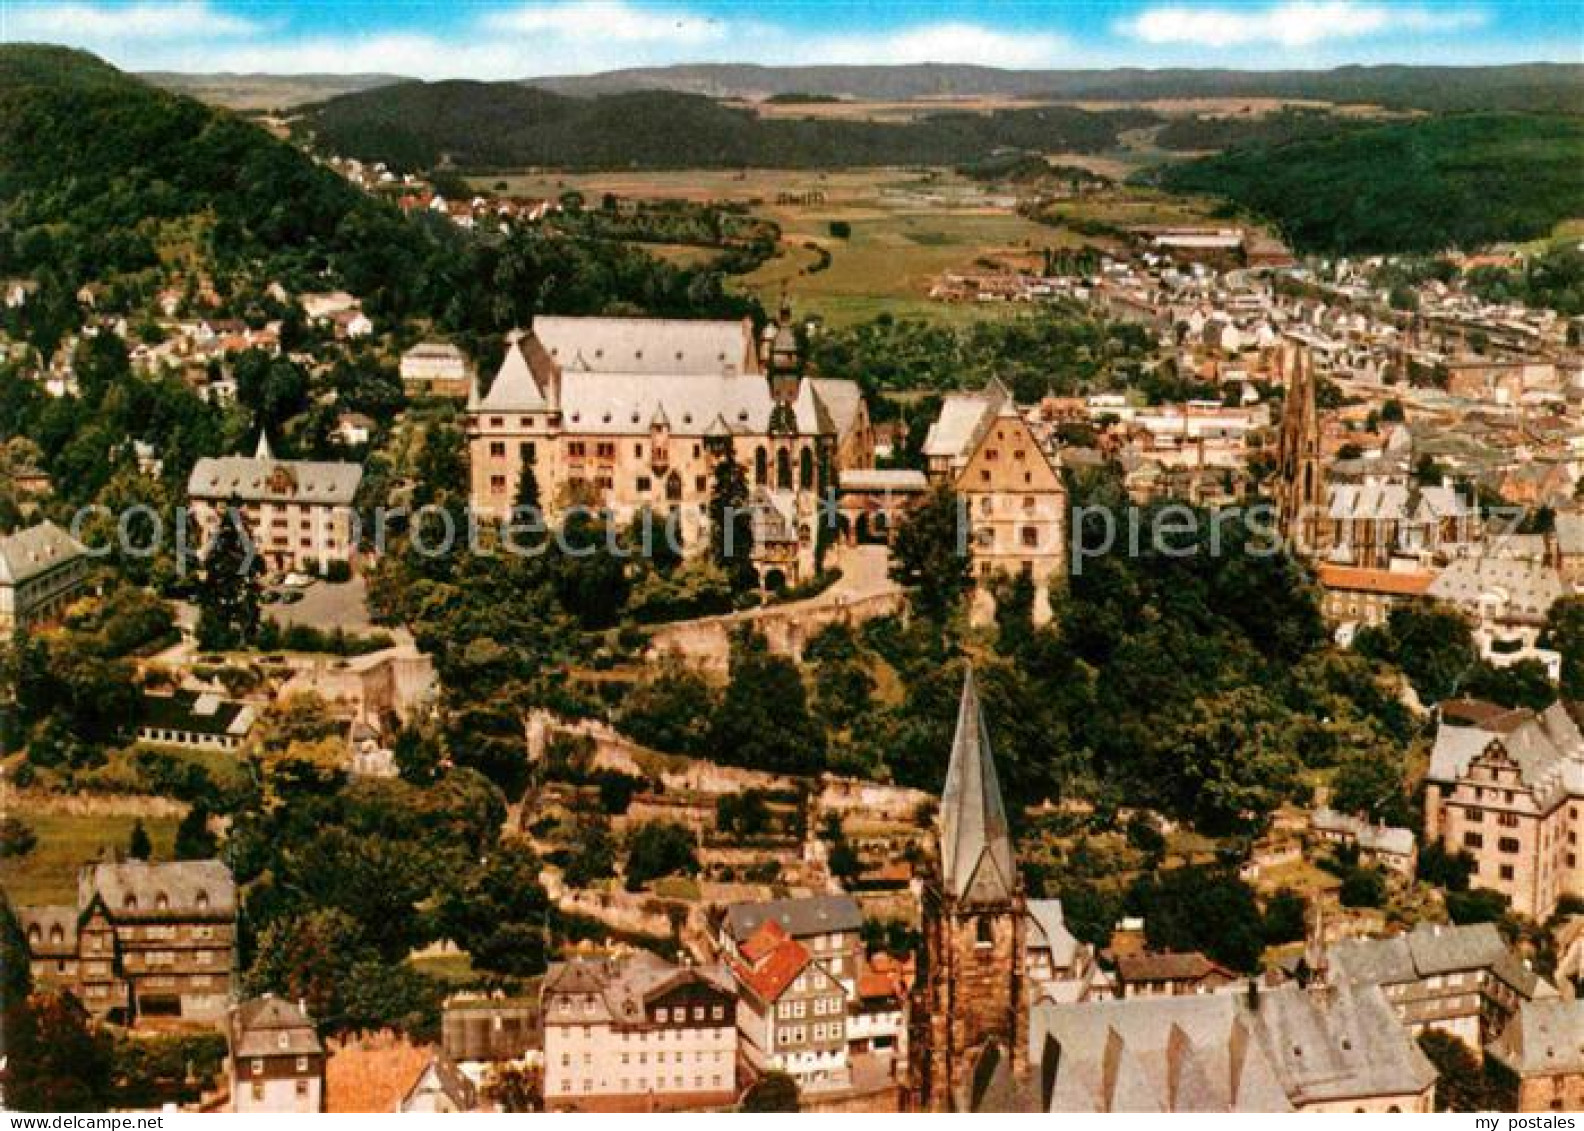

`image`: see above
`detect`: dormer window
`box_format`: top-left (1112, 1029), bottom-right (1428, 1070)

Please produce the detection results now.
top-left (50, 926), bottom-right (64, 945)
top-left (155, 892), bottom-right (170, 911)
top-left (124, 895), bottom-right (138, 911)
top-left (279, 1032), bottom-right (290, 1050)
top-left (195, 891), bottom-right (209, 911)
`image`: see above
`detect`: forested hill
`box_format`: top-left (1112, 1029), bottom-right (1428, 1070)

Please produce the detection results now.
top-left (0, 43), bottom-right (435, 311)
top-left (1150, 112), bottom-right (1584, 256)
top-left (295, 80), bottom-right (1156, 171)
top-left (530, 62), bottom-right (1584, 114)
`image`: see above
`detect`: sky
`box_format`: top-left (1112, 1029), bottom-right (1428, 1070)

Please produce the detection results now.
top-left (0, 0), bottom-right (1577, 79)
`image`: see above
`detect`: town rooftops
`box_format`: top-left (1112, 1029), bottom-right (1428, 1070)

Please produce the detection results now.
top-left (79, 858), bottom-right (235, 922)
top-left (231, 995), bottom-right (323, 1059)
top-left (1310, 808), bottom-right (1415, 859)
top-left (1488, 998), bottom-right (1584, 1078)
top-left (838, 468), bottom-right (929, 493)
top-left (1427, 700), bottom-right (1584, 802)
top-left (1031, 980), bottom-right (1434, 1112)
top-left (1024, 899), bottom-right (1080, 969)
top-left (542, 950), bottom-right (733, 1027)
top-left (0, 520), bottom-right (87, 586)
top-left (723, 894), bottom-right (862, 945)
top-left (17, 904), bottom-right (79, 955)
top-left (730, 921), bottom-right (815, 1004)
top-left (1428, 555), bottom-right (1564, 623)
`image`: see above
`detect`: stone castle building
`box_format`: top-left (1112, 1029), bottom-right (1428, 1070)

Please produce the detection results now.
top-left (465, 314), bottom-right (871, 590)
top-left (921, 379), bottom-right (1068, 624)
top-left (1425, 699), bottom-right (1584, 920)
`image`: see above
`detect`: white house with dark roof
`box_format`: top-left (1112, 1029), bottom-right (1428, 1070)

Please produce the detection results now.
top-left (0, 520), bottom-right (91, 633)
top-left (230, 995), bottom-right (325, 1113)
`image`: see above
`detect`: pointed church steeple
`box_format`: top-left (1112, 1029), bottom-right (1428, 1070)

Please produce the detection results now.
top-left (940, 666), bottom-right (1016, 905)
top-left (254, 431), bottom-right (274, 461)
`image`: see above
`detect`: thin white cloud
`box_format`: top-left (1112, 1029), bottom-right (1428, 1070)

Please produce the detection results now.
top-left (481, 1), bottom-right (728, 46)
top-left (2, 0), bottom-right (258, 41)
top-left (1121, 1), bottom-right (1487, 48)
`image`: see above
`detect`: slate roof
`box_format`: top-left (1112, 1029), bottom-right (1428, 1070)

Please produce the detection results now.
top-left (231, 994), bottom-right (323, 1058)
top-left (1555, 512), bottom-right (1584, 557)
top-left (1025, 899), bottom-right (1079, 969)
top-left (533, 315), bottom-right (758, 377)
top-left (18, 904), bottom-right (79, 955)
top-left (1427, 701), bottom-right (1584, 806)
top-left (188, 450), bottom-right (362, 507)
top-left (80, 858), bottom-right (235, 922)
top-left (1116, 952), bottom-right (1235, 986)
top-left (1488, 998), bottom-right (1584, 1077)
top-left (1031, 982), bottom-right (1433, 1112)
top-left (1330, 921), bottom-right (1542, 998)
top-left (0, 521), bottom-right (87, 586)
top-left (1428, 556), bottom-right (1564, 623)
top-left (723, 894), bottom-right (862, 945)
top-left (806, 378), bottom-right (866, 442)
top-left (838, 468), bottom-right (928, 492)
top-left (543, 950), bottom-right (734, 1026)
top-left (939, 667), bottom-right (1015, 905)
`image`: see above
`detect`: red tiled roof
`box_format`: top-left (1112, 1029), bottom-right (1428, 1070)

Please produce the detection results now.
top-left (325, 1032), bottom-right (432, 1114)
top-left (1315, 563), bottom-right (1435, 597)
top-left (731, 921), bottom-right (810, 1003)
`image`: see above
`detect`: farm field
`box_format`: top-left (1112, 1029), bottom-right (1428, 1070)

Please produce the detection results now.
top-left (1, 809), bottom-right (180, 905)
top-left (477, 166), bottom-right (1230, 326)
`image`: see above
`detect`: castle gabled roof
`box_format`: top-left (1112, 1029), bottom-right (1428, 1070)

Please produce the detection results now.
top-left (940, 667), bottom-right (1016, 905)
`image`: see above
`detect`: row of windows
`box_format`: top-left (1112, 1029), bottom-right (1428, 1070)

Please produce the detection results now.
top-left (560, 1049), bottom-right (728, 1068)
top-left (555, 1074), bottom-right (725, 1095)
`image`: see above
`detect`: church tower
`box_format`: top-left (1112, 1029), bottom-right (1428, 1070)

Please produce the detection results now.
top-left (910, 667), bottom-right (1028, 1112)
top-left (1273, 343), bottom-right (1327, 558)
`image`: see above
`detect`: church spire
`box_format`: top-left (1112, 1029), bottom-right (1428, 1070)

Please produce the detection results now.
top-left (254, 430), bottom-right (273, 460)
top-left (940, 666), bottom-right (1016, 905)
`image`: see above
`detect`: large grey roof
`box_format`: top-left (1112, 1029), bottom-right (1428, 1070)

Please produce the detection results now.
top-left (940, 667), bottom-right (1015, 905)
top-left (1031, 982), bottom-right (1433, 1112)
top-left (533, 315), bottom-right (758, 377)
top-left (723, 894), bottom-right (862, 944)
top-left (1555, 512), bottom-right (1584, 556)
top-left (80, 858), bottom-right (235, 921)
top-left (1428, 555), bottom-right (1564, 623)
top-left (1025, 899), bottom-right (1079, 968)
top-left (188, 453), bottom-right (362, 507)
top-left (543, 950), bottom-right (733, 1026)
top-left (1488, 998), bottom-right (1584, 1077)
top-left (807, 378), bottom-right (865, 441)
top-left (1330, 921), bottom-right (1543, 998)
top-left (1427, 702), bottom-right (1584, 807)
top-left (558, 369), bottom-right (824, 437)
top-left (0, 521), bottom-right (87, 586)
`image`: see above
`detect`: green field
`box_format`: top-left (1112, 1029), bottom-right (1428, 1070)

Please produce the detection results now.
top-left (1, 810), bottom-right (181, 906)
top-left (474, 166), bottom-right (1226, 326)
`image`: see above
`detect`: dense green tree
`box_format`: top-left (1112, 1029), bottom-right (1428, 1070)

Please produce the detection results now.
top-left (1262, 888), bottom-right (1308, 945)
top-left (741, 1070), bottom-right (800, 1112)
top-left (1419, 1031), bottom-right (1508, 1111)
top-left (890, 485), bottom-right (971, 624)
top-left (173, 804), bottom-right (217, 859)
top-left (3, 990), bottom-right (115, 1111)
top-left (709, 628), bottom-right (825, 775)
top-left (617, 658), bottom-right (719, 755)
top-left (706, 441), bottom-right (756, 593)
top-left (1540, 595), bottom-right (1584, 700)
top-left (1463, 659), bottom-right (1556, 711)
top-left (127, 818), bottom-right (152, 861)
top-left (194, 502), bottom-right (263, 650)
top-left (441, 840), bottom-right (551, 977)
top-left (1354, 602), bottom-right (1477, 704)
top-left (1339, 866), bottom-right (1387, 908)
top-left (624, 821), bottom-right (698, 891)
top-left (1128, 866), bottom-right (1266, 972)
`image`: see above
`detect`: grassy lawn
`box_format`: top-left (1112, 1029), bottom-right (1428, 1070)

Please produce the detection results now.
top-left (1, 811), bottom-right (180, 906)
top-left (409, 952), bottom-right (477, 985)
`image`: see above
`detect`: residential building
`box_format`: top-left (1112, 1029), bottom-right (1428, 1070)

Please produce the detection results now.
top-left (1424, 700), bottom-right (1584, 920)
top-left (1487, 998), bottom-right (1584, 1112)
top-left (1030, 980), bottom-right (1436, 1112)
top-left (137, 690), bottom-right (258, 752)
top-left (187, 434), bottom-right (362, 574)
top-left (729, 919), bottom-right (850, 1091)
top-left (1315, 563), bottom-right (1435, 628)
top-left (1024, 899), bottom-right (1110, 1005)
top-left (1329, 921), bottom-right (1550, 1051)
top-left (720, 894), bottom-right (863, 994)
top-left (20, 859), bottom-right (235, 1024)
top-left (1310, 808), bottom-right (1417, 875)
top-left (848, 954), bottom-right (911, 1058)
top-left (1113, 952), bottom-right (1238, 999)
top-left (0, 520), bottom-right (92, 633)
top-left (440, 994), bottom-right (540, 1072)
top-left (921, 380), bottom-right (1068, 625)
top-left (229, 995), bottom-right (325, 1113)
top-left (399, 1051), bottom-right (479, 1113)
top-left (542, 950), bottom-right (737, 1112)
top-left (400, 341), bottom-right (472, 398)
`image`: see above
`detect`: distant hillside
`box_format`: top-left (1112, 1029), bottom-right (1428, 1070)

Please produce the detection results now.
top-left (529, 62), bottom-right (1584, 114)
top-left (1150, 112), bottom-right (1584, 254)
top-left (144, 70), bottom-right (404, 111)
top-left (297, 80), bottom-right (1156, 171)
top-left (0, 44), bottom-right (433, 306)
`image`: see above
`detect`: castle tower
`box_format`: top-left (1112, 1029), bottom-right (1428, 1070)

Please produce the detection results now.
top-left (1273, 343), bottom-right (1327, 558)
top-left (910, 667), bottom-right (1028, 1112)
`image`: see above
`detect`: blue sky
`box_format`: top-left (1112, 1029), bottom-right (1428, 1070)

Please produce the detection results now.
top-left (0, 0), bottom-right (1576, 78)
